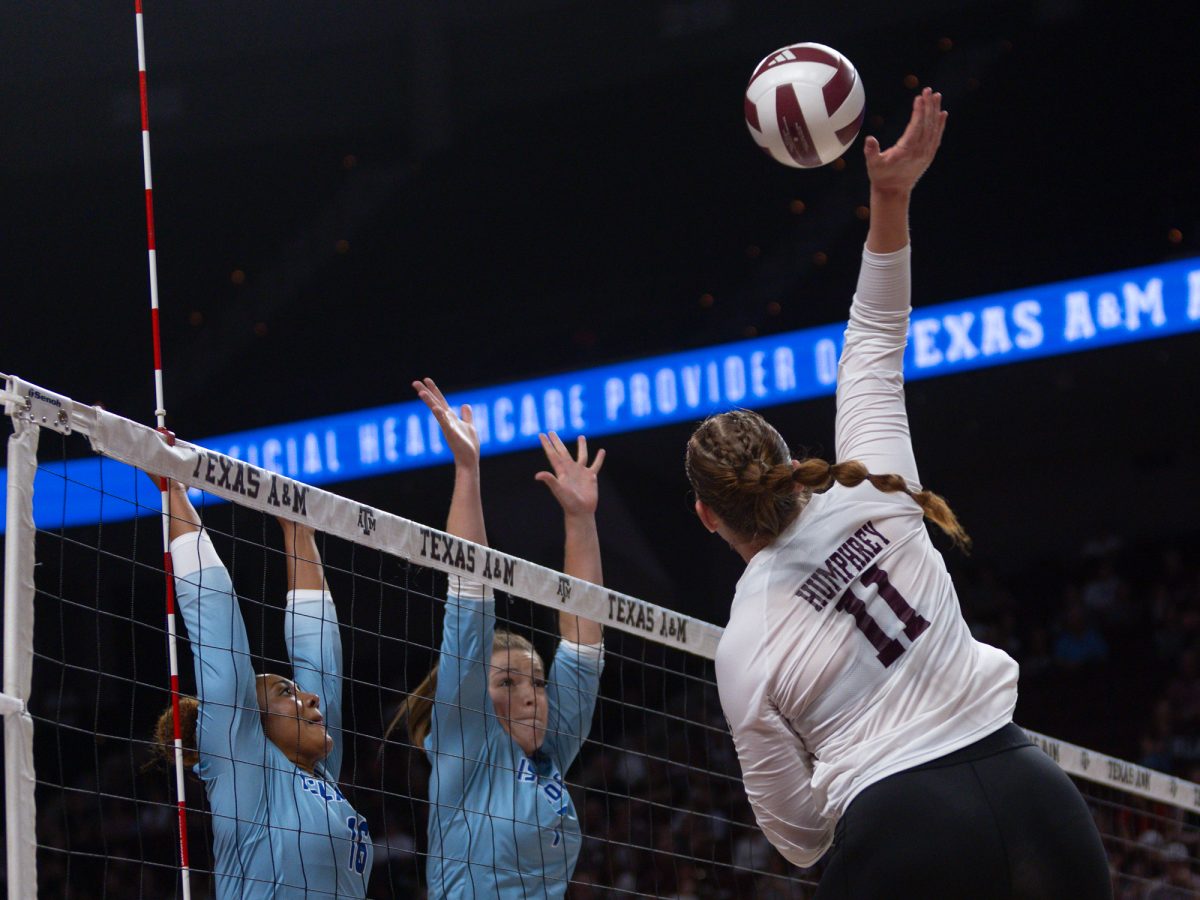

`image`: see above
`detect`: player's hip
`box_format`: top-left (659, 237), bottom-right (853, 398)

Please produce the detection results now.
top-left (815, 724), bottom-right (1110, 899)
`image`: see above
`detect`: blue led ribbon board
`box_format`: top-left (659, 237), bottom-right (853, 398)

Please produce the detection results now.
top-left (4, 256), bottom-right (1198, 531)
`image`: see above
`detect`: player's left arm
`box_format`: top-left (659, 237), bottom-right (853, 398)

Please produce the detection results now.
top-left (836, 89), bottom-right (947, 485)
top-left (718, 645), bottom-right (833, 868)
top-left (279, 518), bottom-right (345, 781)
top-left (546, 643), bottom-right (603, 770)
top-left (732, 707), bottom-right (833, 868)
top-left (538, 432), bottom-right (605, 764)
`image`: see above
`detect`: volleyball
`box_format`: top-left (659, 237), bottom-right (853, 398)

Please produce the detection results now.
top-left (744, 43), bottom-right (866, 168)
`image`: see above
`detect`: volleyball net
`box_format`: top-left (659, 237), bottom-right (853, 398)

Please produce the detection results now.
top-left (4, 372), bottom-right (1199, 898)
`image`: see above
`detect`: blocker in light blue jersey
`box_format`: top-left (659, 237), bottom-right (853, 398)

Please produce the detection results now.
top-left (426, 592), bottom-right (603, 898)
top-left (172, 530), bottom-right (372, 898)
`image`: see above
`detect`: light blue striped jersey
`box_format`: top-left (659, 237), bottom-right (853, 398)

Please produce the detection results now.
top-left (171, 530), bottom-right (372, 898)
top-left (425, 593), bottom-right (603, 898)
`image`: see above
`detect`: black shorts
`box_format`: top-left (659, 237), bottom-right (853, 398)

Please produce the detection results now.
top-left (814, 723), bottom-right (1112, 900)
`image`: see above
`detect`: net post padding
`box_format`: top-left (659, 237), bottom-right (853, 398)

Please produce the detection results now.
top-left (3, 406), bottom-right (41, 897)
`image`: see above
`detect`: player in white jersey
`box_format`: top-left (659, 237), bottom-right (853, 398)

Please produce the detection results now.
top-left (685, 89), bottom-right (1110, 898)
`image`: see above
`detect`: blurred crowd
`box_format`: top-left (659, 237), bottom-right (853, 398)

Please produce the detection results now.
top-left (13, 530), bottom-right (1200, 898)
top-left (957, 536), bottom-right (1200, 899)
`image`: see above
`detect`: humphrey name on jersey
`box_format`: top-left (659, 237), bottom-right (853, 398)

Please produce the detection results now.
top-left (190, 450), bottom-right (309, 515)
top-left (795, 521), bottom-right (891, 611)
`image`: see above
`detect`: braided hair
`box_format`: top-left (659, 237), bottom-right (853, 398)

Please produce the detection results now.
top-left (684, 409), bottom-right (969, 550)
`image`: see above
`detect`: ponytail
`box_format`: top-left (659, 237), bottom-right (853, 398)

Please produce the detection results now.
top-left (685, 409), bottom-right (799, 540)
top-left (793, 459), bottom-right (971, 551)
top-left (686, 409), bottom-right (970, 551)
top-left (384, 667), bottom-right (439, 750)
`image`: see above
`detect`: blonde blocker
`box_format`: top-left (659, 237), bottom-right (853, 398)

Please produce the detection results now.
top-left (685, 409), bottom-right (970, 551)
top-left (384, 629), bottom-right (541, 750)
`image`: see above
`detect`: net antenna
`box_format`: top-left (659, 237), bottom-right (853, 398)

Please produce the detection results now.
top-left (134, 2), bottom-right (193, 895)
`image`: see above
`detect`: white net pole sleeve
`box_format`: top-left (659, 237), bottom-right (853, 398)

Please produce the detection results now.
top-left (4, 415), bottom-right (40, 897)
top-left (134, 0), bottom-right (193, 887)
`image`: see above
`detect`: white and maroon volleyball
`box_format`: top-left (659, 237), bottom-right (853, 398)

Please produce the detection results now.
top-left (744, 43), bottom-right (866, 168)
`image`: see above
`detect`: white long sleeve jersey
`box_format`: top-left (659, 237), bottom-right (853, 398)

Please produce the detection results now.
top-left (714, 246), bottom-right (1018, 869)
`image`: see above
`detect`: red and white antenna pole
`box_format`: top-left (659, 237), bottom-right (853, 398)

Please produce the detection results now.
top-left (135, 3), bottom-right (192, 896)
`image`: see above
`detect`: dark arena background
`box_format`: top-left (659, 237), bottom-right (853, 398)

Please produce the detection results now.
top-left (3, 1), bottom-right (1200, 897)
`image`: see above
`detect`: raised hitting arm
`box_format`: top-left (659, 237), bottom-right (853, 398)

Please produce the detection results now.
top-left (863, 87), bottom-right (946, 254)
top-left (835, 89), bottom-right (946, 486)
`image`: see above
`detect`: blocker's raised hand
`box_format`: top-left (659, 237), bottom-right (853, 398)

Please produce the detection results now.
top-left (864, 87), bottom-right (947, 195)
top-left (413, 377), bottom-right (480, 468)
top-left (535, 432), bottom-right (604, 519)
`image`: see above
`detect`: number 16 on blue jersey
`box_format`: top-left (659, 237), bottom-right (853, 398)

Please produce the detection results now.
top-left (347, 816), bottom-right (370, 874)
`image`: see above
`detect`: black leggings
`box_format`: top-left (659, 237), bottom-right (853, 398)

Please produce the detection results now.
top-left (814, 724), bottom-right (1111, 900)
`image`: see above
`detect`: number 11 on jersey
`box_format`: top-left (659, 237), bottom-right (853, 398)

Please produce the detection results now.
top-left (835, 564), bottom-right (929, 667)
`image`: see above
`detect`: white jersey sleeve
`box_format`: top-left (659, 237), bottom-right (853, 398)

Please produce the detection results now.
top-left (715, 243), bottom-right (1019, 869)
top-left (835, 246), bottom-right (919, 487)
top-left (716, 623), bottom-right (834, 868)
